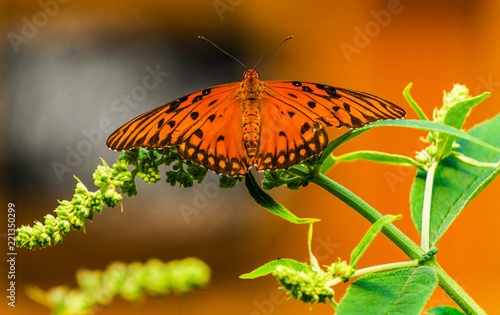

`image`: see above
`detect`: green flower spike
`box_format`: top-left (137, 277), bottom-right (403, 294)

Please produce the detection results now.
top-left (273, 265), bottom-right (334, 306)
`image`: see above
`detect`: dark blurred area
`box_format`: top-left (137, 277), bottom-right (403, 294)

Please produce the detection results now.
top-left (1, 1), bottom-right (499, 314)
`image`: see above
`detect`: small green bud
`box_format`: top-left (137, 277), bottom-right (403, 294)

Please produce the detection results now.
top-left (58, 220), bottom-right (71, 234)
top-left (328, 258), bottom-right (355, 280)
top-left (103, 189), bottom-right (122, 208)
top-left (94, 165), bottom-right (111, 186)
top-left (52, 232), bottom-right (63, 244)
top-left (75, 182), bottom-right (88, 195)
top-left (39, 232), bottom-right (52, 247)
top-left (69, 215), bottom-right (85, 230)
top-left (434, 84), bottom-right (470, 124)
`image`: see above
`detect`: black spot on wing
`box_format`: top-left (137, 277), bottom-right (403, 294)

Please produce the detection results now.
top-left (292, 82), bottom-right (302, 87)
top-left (300, 122), bottom-right (311, 135)
top-left (307, 101), bottom-right (316, 109)
top-left (190, 112), bottom-right (199, 120)
top-left (288, 93), bottom-right (298, 98)
top-left (302, 86), bottom-right (313, 93)
top-left (167, 120), bottom-right (176, 128)
top-left (166, 97), bottom-right (185, 113)
top-left (361, 112), bottom-right (378, 122)
top-left (157, 118), bottom-right (165, 128)
top-left (193, 129), bottom-right (203, 138)
top-left (316, 84), bottom-right (341, 99)
top-left (135, 134), bottom-right (147, 147)
top-left (288, 111), bottom-right (295, 118)
top-left (208, 114), bottom-right (216, 122)
top-left (350, 115), bottom-right (363, 127)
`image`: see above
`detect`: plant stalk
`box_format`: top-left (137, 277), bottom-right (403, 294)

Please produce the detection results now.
top-left (308, 172), bottom-right (486, 315)
top-left (309, 172), bottom-right (423, 260)
top-left (421, 162), bottom-right (438, 252)
top-left (427, 259), bottom-right (487, 315)
top-left (326, 260), bottom-right (420, 287)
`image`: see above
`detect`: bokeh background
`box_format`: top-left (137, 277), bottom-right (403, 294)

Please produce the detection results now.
top-left (1, 0), bottom-right (499, 314)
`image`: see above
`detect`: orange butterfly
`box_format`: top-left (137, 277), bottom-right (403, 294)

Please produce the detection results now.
top-left (106, 37), bottom-right (405, 177)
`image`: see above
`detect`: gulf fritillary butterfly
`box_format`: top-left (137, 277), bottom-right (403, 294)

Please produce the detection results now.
top-left (106, 37), bottom-right (405, 177)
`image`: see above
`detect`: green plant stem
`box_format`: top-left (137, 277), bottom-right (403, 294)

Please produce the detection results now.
top-left (308, 172), bottom-right (423, 259)
top-left (305, 172), bottom-right (485, 315)
top-left (326, 260), bottom-right (420, 287)
top-left (427, 259), bottom-right (487, 315)
top-left (421, 162), bottom-right (437, 252)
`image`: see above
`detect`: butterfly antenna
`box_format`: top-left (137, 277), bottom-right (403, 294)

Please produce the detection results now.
top-left (199, 36), bottom-right (247, 69)
top-left (253, 35), bottom-right (293, 69)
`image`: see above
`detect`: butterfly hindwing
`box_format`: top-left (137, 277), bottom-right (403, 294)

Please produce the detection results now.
top-left (177, 95), bottom-right (249, 176)
top-left (256, 94), bottom-right (329, 171)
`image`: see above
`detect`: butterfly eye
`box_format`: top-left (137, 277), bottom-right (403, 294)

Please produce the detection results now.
top-left (244, 69), bottom-right (259, 80)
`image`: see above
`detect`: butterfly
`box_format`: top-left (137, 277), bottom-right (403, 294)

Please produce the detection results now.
top-left (106, 37), bottom-right (406, 177)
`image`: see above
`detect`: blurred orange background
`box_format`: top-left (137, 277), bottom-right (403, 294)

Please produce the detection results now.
top-left (1, 1), bottom-right (499, 314)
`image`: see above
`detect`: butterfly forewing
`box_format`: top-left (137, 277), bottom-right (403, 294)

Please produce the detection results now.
top-left (263, 81), bottom-right (405, 129)
top-left (249, 81), bottom-right (405, 172)
top-left (106, 82), bottom-right (253, 176)
top-left (106, 83), bottom-right (238, 150)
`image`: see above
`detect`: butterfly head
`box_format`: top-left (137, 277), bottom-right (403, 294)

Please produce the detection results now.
top-left (243, 69), bottom-right (260, 93)
top-left (244, 68), bottom-right (259, 79)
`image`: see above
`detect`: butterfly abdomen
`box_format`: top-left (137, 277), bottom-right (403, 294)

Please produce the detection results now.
top-left (242, 104), bottom-right (261, 158)
top-left (241, 69), bottom-right (264, 159)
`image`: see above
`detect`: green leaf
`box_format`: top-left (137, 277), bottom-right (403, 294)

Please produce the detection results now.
top-left (244, 172), bottom-right (319, 224)
top-left (411, 114), bottom-right (500, 246)
top-left (335, 151), bottom-right (422, 168)
top-left (426, 305), bottom-right (466, 315)
top-left (350, 215), bottom-right (401, 269)
top-left (219, 175), bottom-right (242, 189)
top-left (240, 259), bottom-right (313, 279)
top-left (307, 224), bottom-right (320, 270)
top-left (320, 153), bottom-right (336, 174)
top-left (319, 119), bottom-right (500, 166)
top-left (403, 83), bottom-right (430, 121)
top-left (436, 92), bottom-right (490, 160)
top-left (336, 266), bottom-right (438, 315)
